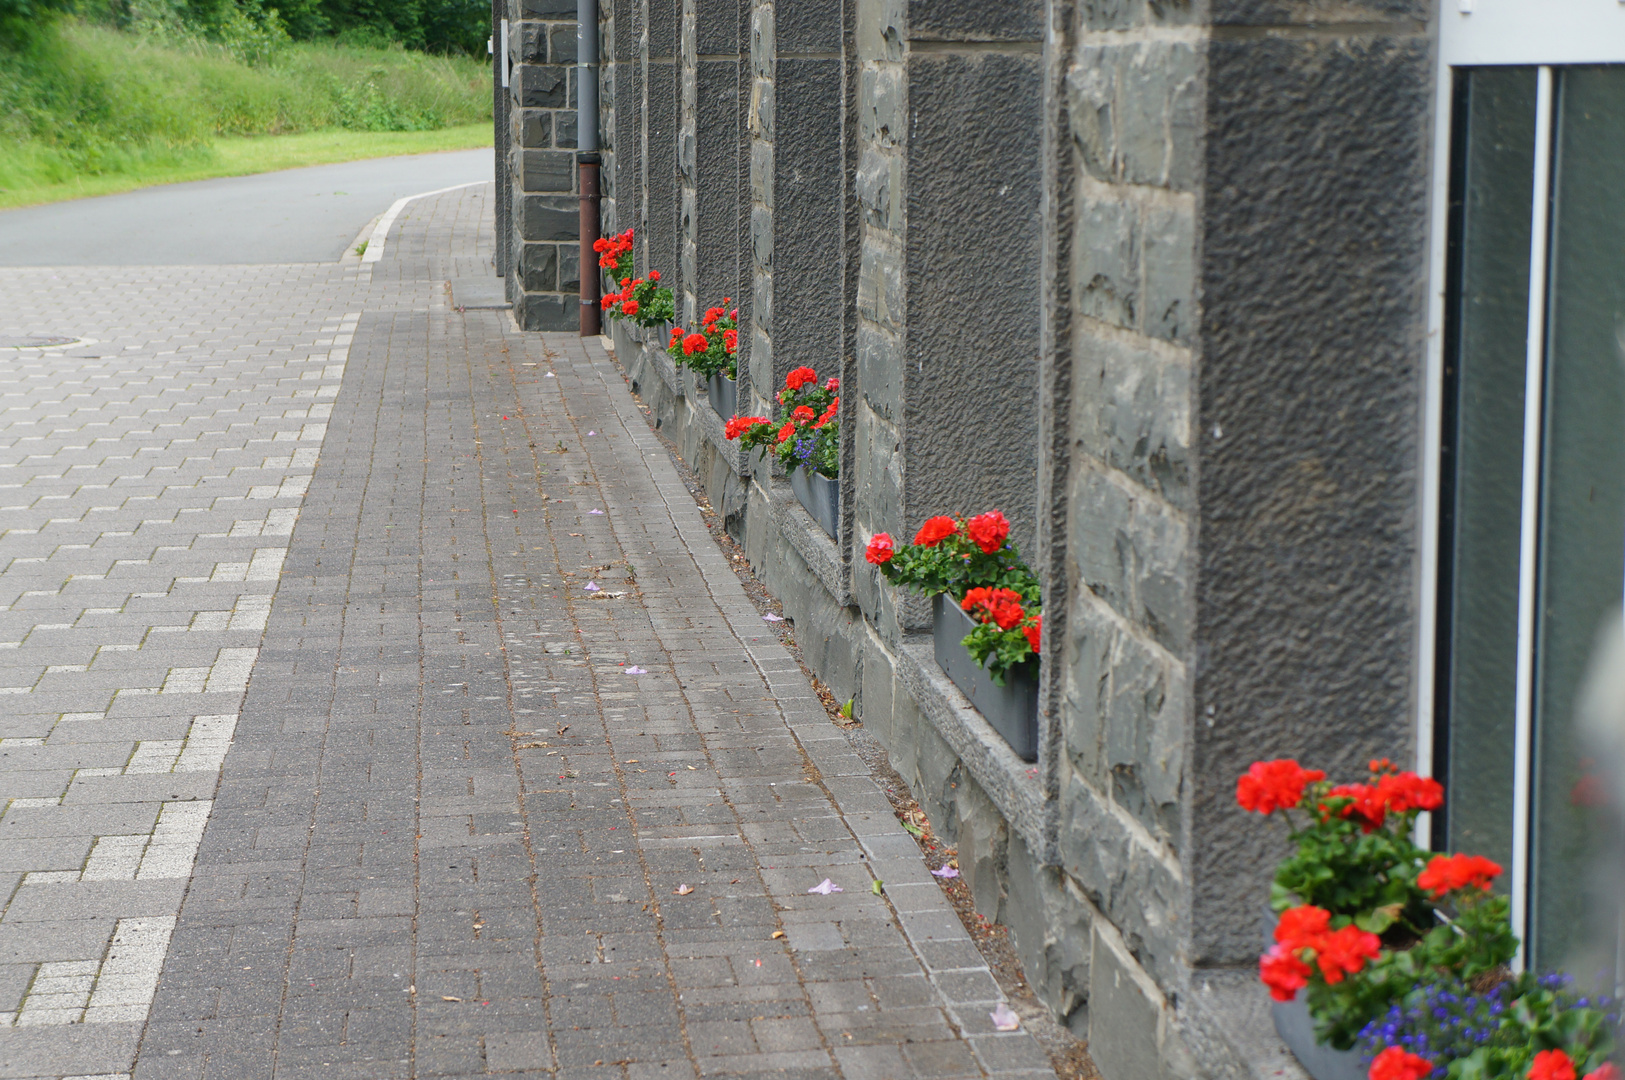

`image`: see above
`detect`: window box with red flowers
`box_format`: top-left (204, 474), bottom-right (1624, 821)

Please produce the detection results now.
top-left (725, 366), bottom-right (840, 538)
top-left (666, 300), bottom-right (739, 411)
top-left (595, 229), bottom-right (676, 328)
top-left (1237, 759), bottom-right (1618, 1080)
top-left (863, 512), bottom-right (1041, 761)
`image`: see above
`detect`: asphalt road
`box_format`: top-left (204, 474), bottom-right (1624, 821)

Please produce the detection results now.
top-left (0, 148), bottom-right (493, 266)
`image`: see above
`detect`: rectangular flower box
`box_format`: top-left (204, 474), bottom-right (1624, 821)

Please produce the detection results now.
top-left (789, 466), bottom-right (838, 539)
top-left (707, 371), bottom-right (737, 419)
top-left (932, 594), bottom-right (1039, 762)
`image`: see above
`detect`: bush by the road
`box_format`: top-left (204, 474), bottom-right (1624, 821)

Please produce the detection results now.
top-left (0, 22), bottom-right (491, 193)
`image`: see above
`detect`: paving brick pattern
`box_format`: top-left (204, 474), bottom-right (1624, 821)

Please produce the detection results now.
top-left (1, 187), bottom-right (1051, 1080)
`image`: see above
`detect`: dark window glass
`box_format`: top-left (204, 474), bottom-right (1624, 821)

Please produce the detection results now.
top-left (1438, 66), bottom-right (1537, 879)
top-left (1528, 65), bottom-right (1625, 972)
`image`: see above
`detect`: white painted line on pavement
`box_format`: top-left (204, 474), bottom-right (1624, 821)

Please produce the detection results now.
top-left (362, 181), bottom-right (488, 263)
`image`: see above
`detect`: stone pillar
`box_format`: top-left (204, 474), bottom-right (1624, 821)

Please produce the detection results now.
top-left (746, 0), bottom-right (852, 513)
top-left (687, 0), bottom-right (749, 338)
top-left (645, 0), bottom-right (681, 282)
top-left (507, 0), bottom-right (583, 330)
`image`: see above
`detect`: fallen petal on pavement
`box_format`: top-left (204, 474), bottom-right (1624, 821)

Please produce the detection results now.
top-left (584, 581), bottom-right (600, 591)
top-left (931, 866), bottom-right (959, 878)
top-left (807, 879), bottom-right (842, 895)
top-left (624, 666), bottom-right (647, 675)
top-left (762, 614), bottom-right (784, 622)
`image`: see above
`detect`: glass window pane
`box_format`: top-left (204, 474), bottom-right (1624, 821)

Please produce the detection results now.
top-left (1441, 66), bottom-right (1537, 878)
top-left (1530, 64), bottom-right (1625, 973)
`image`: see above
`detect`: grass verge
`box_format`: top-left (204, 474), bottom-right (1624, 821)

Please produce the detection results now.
top-left (0, 123), bottom-right (492, 211)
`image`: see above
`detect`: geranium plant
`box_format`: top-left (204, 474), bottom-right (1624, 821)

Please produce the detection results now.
top-left (724, 366), bottom-right (838, 479)
top-left (668, 301), bottom-right (738, 381)
top-left (863, 511), bottom-right (1041, 686)
top-left (1234, 757), bottom-right (1623, 1080)
top-left (594, 228), bottom-right (675, 328)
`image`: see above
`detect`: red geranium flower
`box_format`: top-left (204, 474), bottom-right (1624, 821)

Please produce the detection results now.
top-left (683, 333), bottom-right (709, 356)
top-left (865, 534), bottom-right (894, 565)
top-left (621, 299), bottom-right (639, 316)
top-left (913, 516), bottom-right (958, 547)
top-left (777, 422), bottom-right (795, 444)
top-left (592, 238), bottom-right (610, 253)
top-left (1584, 1064), bottom-right (1621, 1080)
top-left (600, 294), bottom-right (617, 311)
top-left (1237, 759), bottom-right (1326, 815)
top-left (965, 510), bottom-right (1010, 554)
top-left (962, 587), bottom-right (1024, 629)
top-left (724, 328), bottom-right (738, 352)
top-left (703, 306), bottom-right (724, 325)
top-left (1531, 1050), bottom-right (1577, 1080)
top-left (1273, 905), bottom-right (1332, 950)
top-left (1312, 924), bottom-right (1380, 984)
top-left (785, 366), bottom-right (817, 390)
top-left (1369, 1047), bottom-right (1433, 1080)
top-left (669, 327), bottom-right (685, 348)
top-left (793, 406), bottom-right (816, 423)
top-left (1416, 853), bottom-right (1502, 898)
top-left (648, 269), bottom-right (660, 280)
top-left (724, 416), bottom-right (767, 440)
top-left (1022, 615), bottom-right (1041, 653)
top-left (825, 377), bottom-right (839, 392)
top-left (1259, 944), bottom-right (1312, 1002)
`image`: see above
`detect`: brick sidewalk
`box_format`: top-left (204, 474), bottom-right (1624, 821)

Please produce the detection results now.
top-left (2, 186), bottom-right (1052, 1080)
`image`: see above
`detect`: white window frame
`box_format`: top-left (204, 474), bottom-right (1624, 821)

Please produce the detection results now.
top-left (1417, 0), bottom-right (1625, 965)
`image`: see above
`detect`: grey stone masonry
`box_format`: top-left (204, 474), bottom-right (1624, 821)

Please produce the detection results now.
top-left (506, 0), bottom-right (581, 330)
top-left (514, 0), bottom-right (1443, 1077)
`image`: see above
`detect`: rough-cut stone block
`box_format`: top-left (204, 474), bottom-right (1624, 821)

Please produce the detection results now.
top-left (1075, 194), bottom-right (1138, 331)
top-left (856, 0), bottom-right (904, 63)
top-left (1142, 200), bottom-right (1194, 343)
top-left (516, 108), bottom-right (552, 148)
top-left (520, 149), bottom-right (574, 192)
top-left (549, 21), bottom-right (576, 63)
top-left (515, 291), bottom-right (574, 330)
top-left (518, 242), bottom-right (557, 292)
top-left (517, 64), bottom-right (568, 108)
top-left (1071, 333), bottom-right (1192, 511)
top-left (855, 322), bottom-right (899, 421)
top-left (1068, 464), bottom-right (1190, 656)
top-left (519, 0), bottom-right (572, 14)
top-left (859, 65), bottom-right (903, 148)
top-left (1003, 838), bottom-right (1091, 1037)
top-left (519, 195), bottom-right (578, 241)
top-left (1088, 924), bottom-right (1166, 1080)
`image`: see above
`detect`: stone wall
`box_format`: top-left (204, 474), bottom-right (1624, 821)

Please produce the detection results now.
top-left (525, 1), bottom-right (1440, 1077)
top-left (505, 0), bottom-right (584, 329)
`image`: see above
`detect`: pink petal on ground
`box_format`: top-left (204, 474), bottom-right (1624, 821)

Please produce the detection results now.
top-left (990, 1003), bottom-right (1020, 1031)
top-left (589, 509), bottom-right (605, 515)
top-left (587, 431), bottom-right (597, 436)
top-left (931, 866), bottom-right (959, 879)
top-left (584, 582), bottom-right (600, 592)
top-left (806, 879), bottom-right (843, 895)
top-left (762, 614), bottom-right (784, 622)
top-left (624, 666), bottom-right (648, 675)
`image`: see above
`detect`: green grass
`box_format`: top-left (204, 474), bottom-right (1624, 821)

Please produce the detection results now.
top-left (0, 124), bottom-right (492, 209)
top-left (0, 21), bottom-right (493, 208)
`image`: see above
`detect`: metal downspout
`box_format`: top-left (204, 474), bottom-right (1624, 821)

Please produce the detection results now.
top-left (577, 0), bottom-right (600, 336)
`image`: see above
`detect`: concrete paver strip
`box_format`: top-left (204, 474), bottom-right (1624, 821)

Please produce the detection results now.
top-left (0, 183), bottom-right (1051, 1080)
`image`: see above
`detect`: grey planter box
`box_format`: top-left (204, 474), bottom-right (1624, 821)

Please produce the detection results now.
top-left (1263, 913), bottom-right (1366, 1080)
top-left (790, 467), bottom-right (838, 539)
top-left (707, 372), bottom-right (737, 419)
top-left (931, 594), bottom-right (1039, 762)
top-left (1272, 993), bottom-right (1365, 1080)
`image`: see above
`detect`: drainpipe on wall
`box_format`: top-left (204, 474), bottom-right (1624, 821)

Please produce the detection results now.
top-left (577, 0), bottom-right (601, 337)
